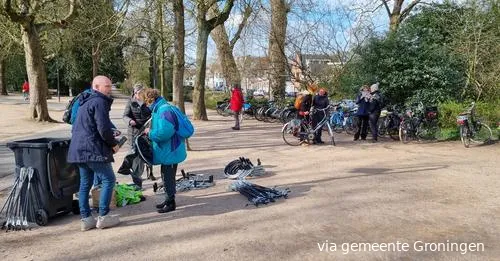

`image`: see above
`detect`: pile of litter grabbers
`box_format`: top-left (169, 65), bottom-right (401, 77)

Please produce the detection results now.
top-left (225, 157), bottom-right (290, 207)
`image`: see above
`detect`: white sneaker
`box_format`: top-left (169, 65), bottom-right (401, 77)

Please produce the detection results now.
top-left (96, 215), bottom-right (120, 229)
top-left (81, 216), bottom-right (97, 231)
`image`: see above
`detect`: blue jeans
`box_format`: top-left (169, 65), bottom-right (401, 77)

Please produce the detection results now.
top-left (78, 162), bottom-right (116, 218)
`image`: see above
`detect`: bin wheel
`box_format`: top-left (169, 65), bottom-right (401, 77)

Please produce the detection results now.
top-left (35, 209), bottom-right (49, 226)
top-left (72, 200), bottom-right (80, 215)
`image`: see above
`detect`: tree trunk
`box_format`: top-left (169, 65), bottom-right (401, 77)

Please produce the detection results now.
top-left (211, 24), bottom-right (241, 87)
top-left (149, 39), bottom-right (158, 89)
top-left (172, 0), bottom-right (185, 113)
top-left (389, 14), bottom-right (401, 32)
top-left (0, 59), bottom-right (7, 96)
top-left (269, 0), bottom-right (288, 101)
top-left (92, 46), bottom-right (100, 78)
top-left (192, 23), bottom-right (210, 120)
top-left (22, 24), bottom-right (52, 122)
top-left (389, 0), bottom-right (403, 33)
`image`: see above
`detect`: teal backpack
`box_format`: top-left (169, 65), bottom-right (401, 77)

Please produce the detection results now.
top-left (162, 104), bottom-right (194, 139)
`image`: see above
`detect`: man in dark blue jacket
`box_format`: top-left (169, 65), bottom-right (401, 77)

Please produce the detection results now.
top-left (68, 75), bottom-right (121, 231)
top-left (312, 88), bottom-right (329, 144)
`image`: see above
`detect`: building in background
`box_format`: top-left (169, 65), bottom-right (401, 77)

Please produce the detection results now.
top-left (290, 53), bottom-right (341, 91)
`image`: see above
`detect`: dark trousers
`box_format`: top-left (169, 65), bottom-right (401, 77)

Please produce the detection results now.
top-left (354, 115), bottom-right (369, 140)
top-left (234, 111), bottom-right (240, 128)
top-left (369, 112), bottom-right (380, 140)
top-left (130, 155), bottom-right (145, 188)
top-left (312, 112), bottom-right (324, 142)
top-left (161, 164), bottom-right (178, 199)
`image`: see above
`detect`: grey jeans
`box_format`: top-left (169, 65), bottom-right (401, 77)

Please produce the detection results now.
top-left (234, 111), bottom-right (240, 128)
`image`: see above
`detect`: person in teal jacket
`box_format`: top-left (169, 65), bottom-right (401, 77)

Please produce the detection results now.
top-left (141, 88), bottom-right (187, 213)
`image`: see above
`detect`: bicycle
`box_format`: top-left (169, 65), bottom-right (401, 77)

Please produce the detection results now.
top-left (282, 105), bottom-right (335, 146)
top-left (378, 105), bottom-right (401, 140)
top-left (216, 99), bottom-right (252, 123)
top-left (456, 102), bottom-right (493, 148)
top-left (399, 102), bottom-right (440, 143)
top-left (329, 104), bottom-right (347, 133)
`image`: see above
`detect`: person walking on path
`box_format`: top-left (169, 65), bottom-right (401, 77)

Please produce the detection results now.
top-left (354, 85), bottom-right (370, 141)
top-left (68, 75), bottom-right (121, 231)
top-left (229, 83), bottom-right (244, 130)
top-left (118, 83), bottom-right (152, 189)
top-left (141, 88), bottom-right (188, 214)
top-left (22, 78), bottom-right (29, 101)
top-left (312, 88), bottom-right (329, 144)
top-left (368, 83), bottom-right (383, 142)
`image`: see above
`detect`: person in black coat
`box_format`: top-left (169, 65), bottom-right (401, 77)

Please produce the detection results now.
top-left (297, 91), bottom-right (313, 144)
top-left (368, 83), bottom-right (383, 142)
top-left (354, 85), bottom-right (370, 141)
top-left (118, 83), bottom-right (152, 188)
top-left (312, 88), bottom-right (329, 144)
top-left (68, 75), bottom-right (121, 230)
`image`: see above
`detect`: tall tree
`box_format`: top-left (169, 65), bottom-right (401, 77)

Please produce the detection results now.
top-left (172, 0), bottom-right (186, 112)
top-left (382, 0), bottom-right (421, 32)
top-left (209, 1), bottom-right (253, 88)
top-left (0, 9), bottom-right (21, 95)
top-left (268, 0), bottom-right (289, 101)
top-left (3, 0), bottom-right (77, 121)
top-left (192, 0), bottom-right (235, 120)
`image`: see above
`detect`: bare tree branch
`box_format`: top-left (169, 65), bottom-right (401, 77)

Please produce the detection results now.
top-left (4, 0), bottom-right (29, 24)
top-left (382, 0), bottom-right (392, 17)
top-left (229, 4), bottom-right (252, 49)
top-left (400, 0), bottom-right (421, 22)
top-left (207, 0), bottom-right (235, 30)
top-left (52, 0), bottom-right (78, 28)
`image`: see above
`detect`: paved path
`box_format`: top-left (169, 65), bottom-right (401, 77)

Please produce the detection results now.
top-left (0, 95), bottom-right (498, 260)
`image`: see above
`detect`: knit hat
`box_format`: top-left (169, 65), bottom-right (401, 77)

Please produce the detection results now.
top-left (133, 83), bottom-right (144, 93)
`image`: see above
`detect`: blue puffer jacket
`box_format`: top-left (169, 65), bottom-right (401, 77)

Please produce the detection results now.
top-left (148, 97), bottom-right (187, 165)
top-left (68, 91), bottom-right (118, 163)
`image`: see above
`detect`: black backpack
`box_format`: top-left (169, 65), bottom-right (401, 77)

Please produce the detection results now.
top-left (62, 93), bottom-right (83, 124)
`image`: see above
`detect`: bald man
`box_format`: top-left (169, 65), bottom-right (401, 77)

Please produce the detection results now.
top-left (68, 75), bottom-right (121, 231)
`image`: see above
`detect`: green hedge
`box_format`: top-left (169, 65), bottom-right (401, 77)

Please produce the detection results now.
top-left (205, 90), bottom-right (230, 110)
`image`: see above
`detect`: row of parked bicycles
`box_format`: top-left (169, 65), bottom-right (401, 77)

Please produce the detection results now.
top-left (216, 99), bottom-right (494, 148)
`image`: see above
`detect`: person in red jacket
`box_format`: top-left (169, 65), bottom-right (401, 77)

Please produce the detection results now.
top-left (229, 83), bottom-right (244, 130)
top-left (22, 78), bottom-right (30, 101)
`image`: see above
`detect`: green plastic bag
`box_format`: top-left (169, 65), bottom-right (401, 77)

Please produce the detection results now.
top-left (114, 184), bottom-right (143, 207)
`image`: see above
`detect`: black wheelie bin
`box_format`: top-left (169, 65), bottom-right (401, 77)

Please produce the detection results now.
top-left (6, 138), bottom-right (79, 226)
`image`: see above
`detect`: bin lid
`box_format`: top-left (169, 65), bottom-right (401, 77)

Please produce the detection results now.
top-left (6, 138), bottom-right (71, 150)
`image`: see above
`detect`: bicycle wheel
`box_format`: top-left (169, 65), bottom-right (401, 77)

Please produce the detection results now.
top-left (388, 128), bottom-right (400, 141)
top-left (378, 117), bottom-right (387, 137)
top-left (399, 122), bottom-right (411, 144)
top-left (417, 121), bottom-right (439, 141)
top-left (388, 116), bottom-right (401, 140)
top-left (471, 122), bottom-right (492, 144)
top-left (216, 104), bottom-right (225, 115)
top-left (325, 123), bottom-right (336, 146)
top-left (255, 107), bottom-right (266, 121)
top-left (460, 125), bottom-right (471, 148)
top-left (345, 116), bottom-right (358, 135)
top-left (282, 121), bottom-right (305, 146)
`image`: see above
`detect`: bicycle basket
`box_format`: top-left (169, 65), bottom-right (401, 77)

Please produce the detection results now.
top-left (425, 106), bottom-right (438, 120)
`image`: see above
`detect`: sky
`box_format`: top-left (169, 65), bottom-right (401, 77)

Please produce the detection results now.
top-left (203, 0), bottom-right (394, 64)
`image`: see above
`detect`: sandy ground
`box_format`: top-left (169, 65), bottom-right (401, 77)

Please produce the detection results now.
top-left (0, 94), bottom-right (70, 143)
top-left (0, 96), bottom-right (499, 261)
